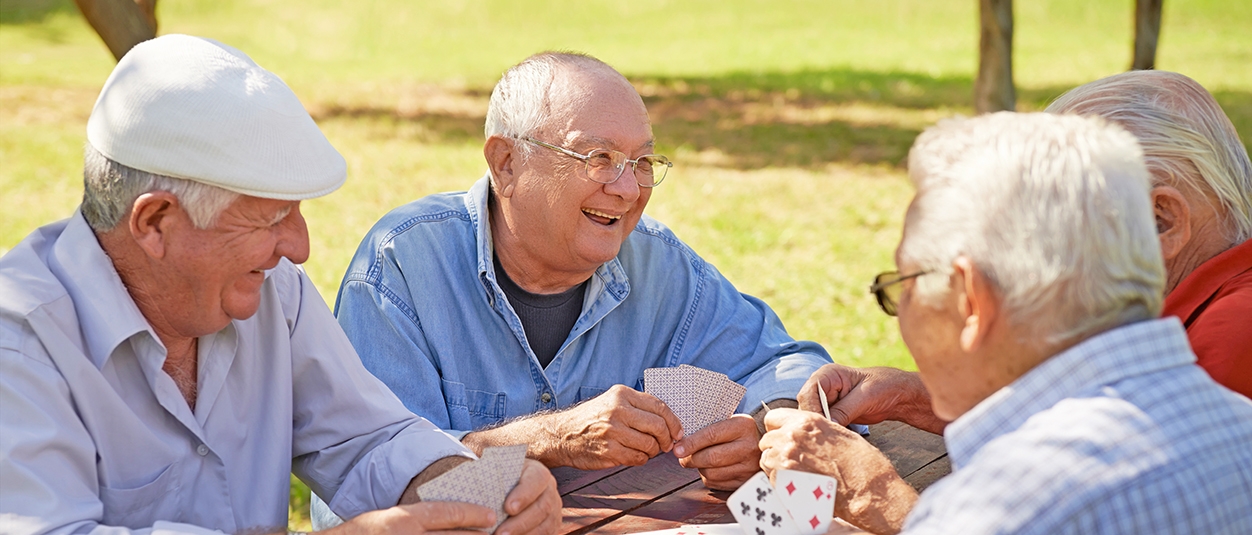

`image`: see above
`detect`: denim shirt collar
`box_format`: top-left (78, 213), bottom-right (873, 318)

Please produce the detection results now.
top-left (944, 317), bottom-right (1194, 470)
top-left (464, 174), bottom-right (631, 309)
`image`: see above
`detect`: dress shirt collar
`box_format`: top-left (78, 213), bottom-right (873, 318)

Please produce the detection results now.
top-left (1162, 238), bottom-right (1252, 325)
top-left (466, 174), bottom-right (630, 301)
top-left (944, 317), bottom-right (1195, 470)
top-left (46, 211), bottom-right (155, 369)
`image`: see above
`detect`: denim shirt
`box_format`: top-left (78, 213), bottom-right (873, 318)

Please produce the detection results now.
top-left (335, 175), bottom-right (833, 437)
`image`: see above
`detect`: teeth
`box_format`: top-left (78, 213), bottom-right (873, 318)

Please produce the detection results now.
top-left (583, 208), bottom-right (621, 220)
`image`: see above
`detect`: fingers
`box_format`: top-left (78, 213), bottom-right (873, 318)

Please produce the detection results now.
top-left (762, 407), bottom-right (806, 433)
top-left (620, 387), bottom-right (684, 446)
top-left (397, 501), bottom-right (497, 532)
top-left (497, 461), bottom-right (561, 535)
top-left (503, 461), bottom-right (552, 515)
top-left (797, 364), bottom-right (857, 414)
top-left (673, 414), bottom-right (754, 460)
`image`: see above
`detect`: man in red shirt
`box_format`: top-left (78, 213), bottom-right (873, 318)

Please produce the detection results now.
top-left (801, 71), bottom-right (1250, 437)
top-left (1047, 71), bottom-right (1251, 398)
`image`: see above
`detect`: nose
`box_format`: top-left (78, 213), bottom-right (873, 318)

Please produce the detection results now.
top-left (604, 164), bottom-right (642, 203)
top-left (275, 203), bottom-right (311, 265)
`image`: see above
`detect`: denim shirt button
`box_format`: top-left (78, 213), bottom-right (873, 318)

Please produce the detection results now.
top-left (196, 444), bottom-right (209, 456)
top-left (541, 392), bottom-right (552, 403)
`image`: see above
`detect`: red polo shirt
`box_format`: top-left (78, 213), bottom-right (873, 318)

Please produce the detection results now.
top-left (1161, 238), bottom-right (1252, 399)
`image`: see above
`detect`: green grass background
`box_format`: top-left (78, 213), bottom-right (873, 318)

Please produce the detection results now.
top-left (2, 0), bottom-right (1249, 528)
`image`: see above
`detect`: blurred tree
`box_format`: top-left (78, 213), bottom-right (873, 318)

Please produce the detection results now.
top-left (1132, 0), bottom-right (1164, 70)
top-left (73, 0), bottom-right (157, 61)
top-left (975, 0), bottom-right (1015, 113)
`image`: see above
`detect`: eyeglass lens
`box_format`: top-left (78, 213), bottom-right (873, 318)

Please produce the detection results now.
top-left (873, 272), bottom-right (903, 316)
top-left (584, 150), bottom-right (670, 186)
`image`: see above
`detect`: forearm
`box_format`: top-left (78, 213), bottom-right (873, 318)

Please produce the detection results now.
top-left (397, 455), bottom-right (474, 504)
top-left (842, 473), bottom-right (918, 535)
top-left (462, 412), bottom-right (568, 467)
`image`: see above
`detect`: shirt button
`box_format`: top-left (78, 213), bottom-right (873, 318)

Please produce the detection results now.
top-left (541, 393), bottom-right (552, 403)
top-left (196, 444), bottom-right (209, 456)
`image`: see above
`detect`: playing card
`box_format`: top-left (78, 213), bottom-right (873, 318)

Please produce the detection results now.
top-left (773, 469), bottom-right (837, 535)
top-left (644, 366), bottom-right (746, 435)
top-left (728, 472), bottom-right (801, 535)
top-left (416, 444), bottom-right (528, 531)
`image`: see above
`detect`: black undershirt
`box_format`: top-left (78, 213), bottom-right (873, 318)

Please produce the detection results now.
top-left (493, 254), bottom-right (588, 368)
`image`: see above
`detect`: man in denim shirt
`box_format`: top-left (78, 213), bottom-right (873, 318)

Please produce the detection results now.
top-left (335, 53), bottom-right (832, 491)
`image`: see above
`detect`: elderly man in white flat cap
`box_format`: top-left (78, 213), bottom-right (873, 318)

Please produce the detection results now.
top-left (0, 35), bottom-right (559, 535)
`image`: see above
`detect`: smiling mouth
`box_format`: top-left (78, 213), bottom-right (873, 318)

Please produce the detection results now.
top-left (582, 208), bottom-right (623, 226)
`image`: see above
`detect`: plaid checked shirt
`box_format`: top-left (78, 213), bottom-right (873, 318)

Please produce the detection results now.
top-left (902, 318), bottom-right (1252, 534)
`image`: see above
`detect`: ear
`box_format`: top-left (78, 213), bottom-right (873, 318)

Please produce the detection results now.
top-left (953, 256), bottom-right (999, 353)
top-left (127, 191), bottom-right (181, 260)
top-left (484, 135), bottom-right (519, 198)
top-left (1152, 186), bottom-right (1191, 261)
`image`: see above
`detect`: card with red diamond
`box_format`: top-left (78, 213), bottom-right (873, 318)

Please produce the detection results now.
top-left (773, 469), bottom-right (836, 535)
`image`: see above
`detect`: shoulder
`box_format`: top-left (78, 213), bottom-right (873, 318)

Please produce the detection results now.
top-left (622, 215), bottom-right (707, 272)
top-left (0, 219), bottom-right (72, 319)
top-left (345, 191), bottom-right (477, 277)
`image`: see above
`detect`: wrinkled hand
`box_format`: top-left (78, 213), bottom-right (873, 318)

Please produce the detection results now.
top-left (797, 364), bottom-right (945, 435)
top-left (494, 459), bottom-right (561, 535)
top-left (552, 384), bottom-right (684, 470)
top-left (760, 408), bottom-right (917, 535)
top-left (673, 414), bottom-right (761, 490)
top-left (330, 500), bottom-right (496, 535)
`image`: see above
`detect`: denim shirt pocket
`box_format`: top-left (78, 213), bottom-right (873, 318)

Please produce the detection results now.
top-left (441, 378), bottom-right (507, 430)
top-left (577, 385), bottom-right (609, 402)
top-left (99, 460), bottom-right (184, 527)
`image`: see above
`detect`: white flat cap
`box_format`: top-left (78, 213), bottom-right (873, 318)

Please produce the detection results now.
top-left (87, 34), bottom-right (346, 200)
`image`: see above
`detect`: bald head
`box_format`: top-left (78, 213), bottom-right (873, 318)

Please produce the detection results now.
top-left (1046, 71), bottom-right (1252, 243)
top-left (485, 52), bottom-right (645, 159)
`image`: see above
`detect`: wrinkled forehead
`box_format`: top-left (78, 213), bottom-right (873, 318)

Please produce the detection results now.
top-left (543, 67), bottom-right (653, 151)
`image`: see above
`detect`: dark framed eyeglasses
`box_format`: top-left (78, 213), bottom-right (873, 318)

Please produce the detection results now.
top-left (521, 136), bottom-right (673, 187)
top-left (869, 270), bottom-right (928, 316)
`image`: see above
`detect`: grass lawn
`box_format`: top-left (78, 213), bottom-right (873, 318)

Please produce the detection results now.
top-left (2, 0), bottom-right (1249, 529)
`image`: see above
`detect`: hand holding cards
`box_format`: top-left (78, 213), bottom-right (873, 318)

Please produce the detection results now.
top-left (728, 471), bottom-right (837, 535)
top-left (644, 364), bottom-right (747, 435)
top-left (416, 445), bottom-right (528, 531)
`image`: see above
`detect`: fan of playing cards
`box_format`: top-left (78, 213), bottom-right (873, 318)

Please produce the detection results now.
top-left (644, 364), bottom-right (747, 435)
top-left (727, 471), bottom-right (837, 535)
top-left (416, 444), bottom-right (528, 531)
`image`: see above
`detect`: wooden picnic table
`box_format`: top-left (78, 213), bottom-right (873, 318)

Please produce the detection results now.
top-left (551, 421), bottom-right (949, 534)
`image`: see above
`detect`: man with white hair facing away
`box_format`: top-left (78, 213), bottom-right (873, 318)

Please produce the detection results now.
top-left (758, 113), bottom-right (1252, 534)
top-left (0, 35), bottom-right (559, 535)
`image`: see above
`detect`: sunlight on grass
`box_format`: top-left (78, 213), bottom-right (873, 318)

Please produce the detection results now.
top-left (2, 0), bottom-right (1248, 528)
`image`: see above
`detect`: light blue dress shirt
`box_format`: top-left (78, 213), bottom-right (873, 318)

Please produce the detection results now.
top-left (0, 212), bottom-right (472, 535)
top-left (903, 318), bottom-right (1252, 534)
top-left (334, 175), bottom-right (834, 437)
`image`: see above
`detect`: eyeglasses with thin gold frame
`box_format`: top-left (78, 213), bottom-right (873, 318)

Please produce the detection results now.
top-left (869, 271), bottom-right (929, 316)
top-left (521, 136), bottom-right (673, 187)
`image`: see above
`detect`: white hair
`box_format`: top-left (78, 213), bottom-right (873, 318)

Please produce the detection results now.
top-left (484, 51), bottom-right (621, 162)
top-left (1046, 70), bottom-right (1252, 244)
top-left (902, 112), bottom-right (1165, 348)
top-left (81, 144), bottom-right (239, 232)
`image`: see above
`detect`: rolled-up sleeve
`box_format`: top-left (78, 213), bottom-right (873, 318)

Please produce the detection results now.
top-left (285, 268), bottom-right (472, 520)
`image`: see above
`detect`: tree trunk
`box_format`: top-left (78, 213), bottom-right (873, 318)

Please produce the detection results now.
top-left (975, 0), bottom-right (1015, 114)
top-left (74, 0), bottom-right (158, 61)
top-left (1132, 0), bottom-right (1164, 70)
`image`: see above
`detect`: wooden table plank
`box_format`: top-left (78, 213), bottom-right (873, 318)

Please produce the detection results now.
top-left (556, 421), bottom-right (950, 534)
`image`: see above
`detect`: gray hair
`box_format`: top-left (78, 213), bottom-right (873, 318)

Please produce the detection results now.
top-left (1046, 70), bottom-right (1252, 244)
top-left (484, 51), bottom-right (621, 162)
top-left (81, 144), bottom-right (239, 232)
top-left (902, 113), bottom-right (1165, 348)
